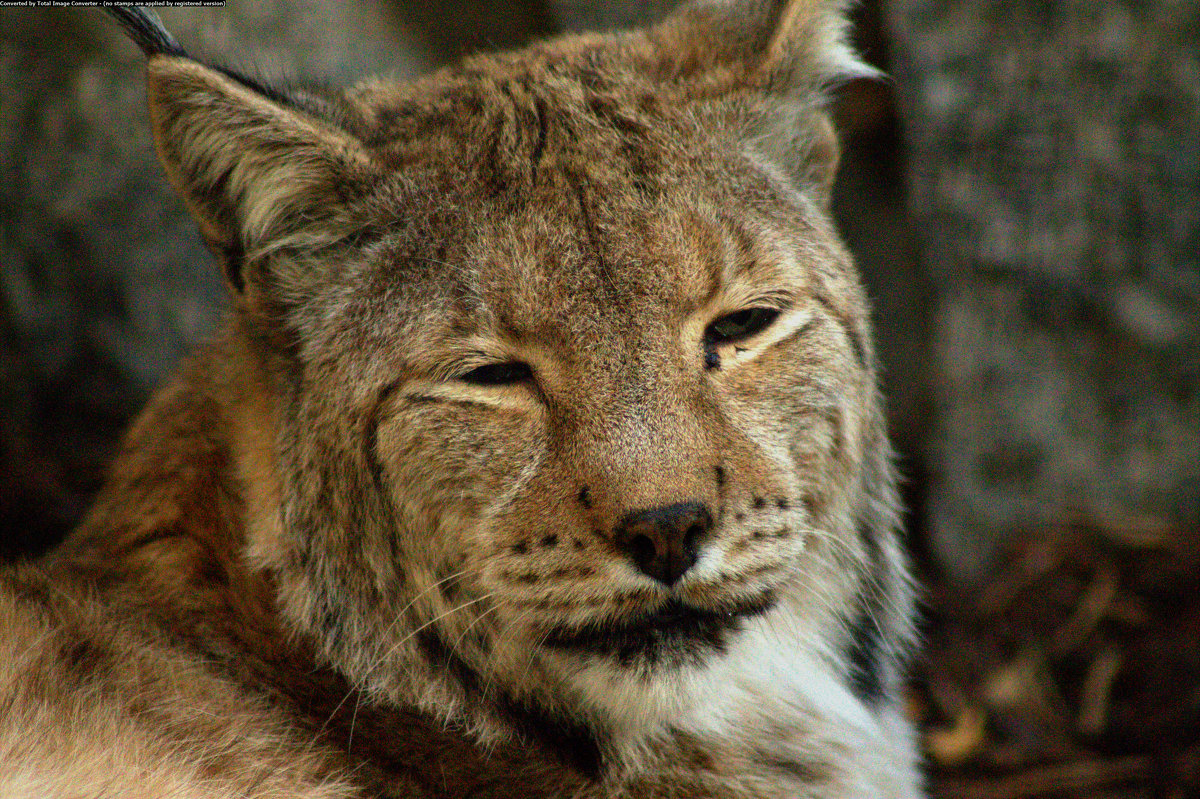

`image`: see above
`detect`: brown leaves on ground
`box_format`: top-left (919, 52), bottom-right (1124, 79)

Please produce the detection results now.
top-left (913, 515), bottom-right (1200, 799)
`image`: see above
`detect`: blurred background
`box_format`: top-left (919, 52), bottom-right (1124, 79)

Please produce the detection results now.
top-left (1, 1), bottom-right (1197, 795)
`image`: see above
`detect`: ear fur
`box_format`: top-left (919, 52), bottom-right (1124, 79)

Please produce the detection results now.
top-left (653, 0), bottom-right (877, 89)
top-left (145, 56), bottom-right (376, 293)
top-left (652, 0), bottom-right (877, 204)
top-left (745, 91), bottom-right (843, 206)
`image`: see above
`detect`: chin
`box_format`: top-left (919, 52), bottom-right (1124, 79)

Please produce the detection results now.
top-left (535, 593), bottom-right (779, 731)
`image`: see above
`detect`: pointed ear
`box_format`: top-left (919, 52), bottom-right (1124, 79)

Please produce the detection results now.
top-left (650, 0), bottom-right (877, 205)
top-left (653, 0), bottom-right (877, 88)
top-left (145, 56), bottom-right (376, 293)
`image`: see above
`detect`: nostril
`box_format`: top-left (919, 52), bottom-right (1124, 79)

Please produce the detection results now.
top-left (629, 533), bottom-right (657, 568)
top-left (684, 524), bottom-right (704, 551)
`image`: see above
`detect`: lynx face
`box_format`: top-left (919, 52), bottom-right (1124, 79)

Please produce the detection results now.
top-left (361, 122), bottom-right (874, 683)
top-left (131, 0), bottom-right (912, 767)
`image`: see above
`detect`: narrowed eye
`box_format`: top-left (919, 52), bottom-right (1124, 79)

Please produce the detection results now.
top-left (458, 361), bottom-right (534, 386)
top-left (704, 307), bottom-right (781, 346)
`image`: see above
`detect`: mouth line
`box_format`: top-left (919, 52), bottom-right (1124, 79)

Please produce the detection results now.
top-left (539, 594), bottom-right (776, 663)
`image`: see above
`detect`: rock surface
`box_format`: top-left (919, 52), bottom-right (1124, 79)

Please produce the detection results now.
top-left (888, 0), bottom-right (1200, 582)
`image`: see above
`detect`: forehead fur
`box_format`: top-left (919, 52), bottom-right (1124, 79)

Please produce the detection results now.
top-left (302, 31), bottom-right (846, 360)
top-left (343, 28), bottom-right (822, 194)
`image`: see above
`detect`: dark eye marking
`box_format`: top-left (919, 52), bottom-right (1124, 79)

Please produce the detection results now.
top-left (703, 307), bottom-right (781, 347)
top-left (458, 361), bottom-right (534, 386)
top-left (811, 290), bottom-right (866, 368)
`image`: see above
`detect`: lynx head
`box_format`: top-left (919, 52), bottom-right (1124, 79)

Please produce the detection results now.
top-left (120, 0), bottom-right (908, 768)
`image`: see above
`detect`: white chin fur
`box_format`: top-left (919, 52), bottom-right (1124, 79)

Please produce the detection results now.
top-left (552, 603), bottom-right (921, 797)
top-left (551, 601), bottom-right (843, 734)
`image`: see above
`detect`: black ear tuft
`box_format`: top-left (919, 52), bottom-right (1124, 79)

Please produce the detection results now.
top-left (104, 6), bottom-right (186, 58)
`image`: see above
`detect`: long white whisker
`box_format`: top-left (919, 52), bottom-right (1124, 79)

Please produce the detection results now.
top-left (445, 601), bottom-right (502, 666)
top-left (347, 685), bottom-right (364, 754)
top-left (377, 567), bottom-right (474, 639)
top-left (478, 599), bottom-right (557, 702)
top-left (312, 567), bottom-right (480, 737)
top-left (369, 594), bottom-right (493, 675)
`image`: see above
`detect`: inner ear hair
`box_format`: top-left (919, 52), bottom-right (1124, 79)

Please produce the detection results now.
top-left (757, 0), bottom-right (876, 84)
top-left (742, 101), bottom-right (842, 208)
top-left (791, 110), bottom-right (841, 206)
top-left (144, 56), bottom-right (376, 296)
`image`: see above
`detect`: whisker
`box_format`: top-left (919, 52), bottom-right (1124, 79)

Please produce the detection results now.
top-left (309, 591), bottom-right (460, 732)
top-left (368, 594), bottom-right (494, 676)
top-left (390, 567), bottom-right (474, 632)
top-left (486, 602), bottom-right (550, 701)
top-left (347, 685), bottom-right (365, 753)
top-left (355, 567), bottom-right (477, 664)
top-left (445, 602), bottom-right (502, 664)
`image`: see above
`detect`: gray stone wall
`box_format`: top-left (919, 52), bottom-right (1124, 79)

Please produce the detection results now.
top-left (888, 0), bottom-right (1200, 582)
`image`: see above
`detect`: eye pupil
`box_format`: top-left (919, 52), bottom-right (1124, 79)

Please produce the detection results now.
top-left (459, 361), bottom-right (533, 386)
top-left (704, 307), bottom-right (780, 345)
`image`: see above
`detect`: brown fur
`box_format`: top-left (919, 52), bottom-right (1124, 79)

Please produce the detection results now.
top-left (2, 2), bottom-right (921, 797)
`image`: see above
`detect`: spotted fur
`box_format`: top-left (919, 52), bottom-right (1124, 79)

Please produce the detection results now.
top-left (1, 2), bottom-right (922, 797)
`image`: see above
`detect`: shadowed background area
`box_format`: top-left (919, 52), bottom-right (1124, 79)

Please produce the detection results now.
top-left (1, 1), bottom-right (1197, 795)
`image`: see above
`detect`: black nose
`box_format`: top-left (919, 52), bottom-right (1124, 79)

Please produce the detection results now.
top-left (613, 502), bottom-right (712, 587)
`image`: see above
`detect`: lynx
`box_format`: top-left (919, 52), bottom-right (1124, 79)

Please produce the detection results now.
top-left (0, 2), bottom-right (922, 797)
